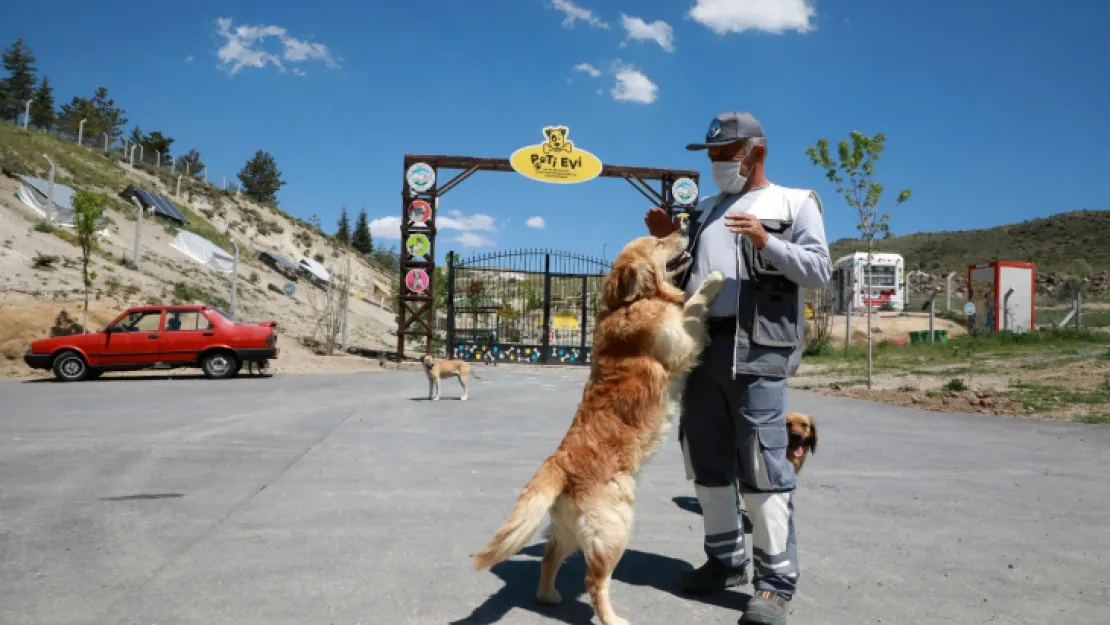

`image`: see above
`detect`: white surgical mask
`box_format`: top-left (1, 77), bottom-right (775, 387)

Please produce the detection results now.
top-left (711, 159), bottom-right (749, 195)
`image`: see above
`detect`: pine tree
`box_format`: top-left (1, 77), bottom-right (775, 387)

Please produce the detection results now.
top-left (1, 34), bottom-right (38, 123)
top-left (237, 150), bottom-right (286, 205)
top-left (29, 76), bottom-right (55, 130)
top-left (335, 206), bottom-right (351, 245)
top-left (352, 208), bottom-right (373, 255)
top-left (90, 86), bottom-right (127, 141)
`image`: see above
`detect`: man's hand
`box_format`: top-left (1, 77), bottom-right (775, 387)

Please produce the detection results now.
top-left (724, 212), bottom-right (769, 249)
top-left (645, 207), bottom-right (680, 238)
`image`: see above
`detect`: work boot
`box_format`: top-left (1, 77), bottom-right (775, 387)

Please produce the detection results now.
top-left (739, 590), bottom-right (791, 625)
top-left (679, 557), bottom-right (748, 594)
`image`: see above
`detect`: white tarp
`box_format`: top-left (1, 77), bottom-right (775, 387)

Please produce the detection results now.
top-left (298, 256), bottom-right (331, 283)
top-left (16, 175), bottom-right (76, 225)
top-left (170, 230), bottom-right (235, 273)
top-left (16, 175), bottom-right (111, 236)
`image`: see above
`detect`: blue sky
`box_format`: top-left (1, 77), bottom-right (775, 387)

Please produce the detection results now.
top-left (6, 0), bottom-right (1109, 264)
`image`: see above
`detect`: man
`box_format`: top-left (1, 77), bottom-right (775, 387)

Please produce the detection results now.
top-left (645, 111), bottom-right (831, 625)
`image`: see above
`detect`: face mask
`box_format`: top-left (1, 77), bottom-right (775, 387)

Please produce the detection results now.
top-left (711, 158), bottom-right (749, 195)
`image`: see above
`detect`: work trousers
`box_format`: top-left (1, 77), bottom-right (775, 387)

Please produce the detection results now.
top-left (678, 335), bottom-right (800, 598)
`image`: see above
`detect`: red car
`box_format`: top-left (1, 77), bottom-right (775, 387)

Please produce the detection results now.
top-left (24, 305), bottom-right (279, 381)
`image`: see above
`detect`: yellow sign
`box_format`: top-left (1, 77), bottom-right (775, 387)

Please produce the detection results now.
top-left (552, 311), bottom-right (579, 330)
top-left (510, 126), bottom-right (603, 184)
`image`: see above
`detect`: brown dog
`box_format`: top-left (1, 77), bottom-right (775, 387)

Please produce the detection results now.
top-left (473, 229), bottom-right (724, 625)
top-left (422, 355), bottom-right (480, 401)
top-left (786, 411), bottom-right (818, 474)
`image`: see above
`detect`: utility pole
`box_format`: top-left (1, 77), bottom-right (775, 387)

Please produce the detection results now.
top-left (42, 154), bottom-right (56, 222)
top-left (229, 241), bottom-right (240, 315)
top-left (130, 196), bottom-right (145, 267)
top-left (78, 118), bottom-right (87, 146)
top-left (23, 100), bottom-right (33, 130)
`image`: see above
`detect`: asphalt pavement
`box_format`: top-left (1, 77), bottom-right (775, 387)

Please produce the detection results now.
top-left (1, 367), bottom-right (1108, 625)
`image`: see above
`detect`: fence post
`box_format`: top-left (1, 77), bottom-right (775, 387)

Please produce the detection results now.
top-left (446, 253), bottom-right (457, 357)
top-left (542, 253), bottom-right (552, 364)
top-left (580, 274), bottom-right (588, 350)
top-left (1076, 288), bottom-right (1082, 330)
top-left (929, 293), bottom-right (936, 342)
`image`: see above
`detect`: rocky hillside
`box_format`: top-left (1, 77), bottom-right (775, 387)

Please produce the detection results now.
top-left (0, 123), bottom-right (415, 366)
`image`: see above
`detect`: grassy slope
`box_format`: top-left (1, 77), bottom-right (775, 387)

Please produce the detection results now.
top-left (829, 209), bottom-right (1110, 275)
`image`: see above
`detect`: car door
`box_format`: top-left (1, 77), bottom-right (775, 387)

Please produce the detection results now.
top-left (159, 309), bottom-right (214, 364)
top-left (98, 309), bottom-right (165, 368)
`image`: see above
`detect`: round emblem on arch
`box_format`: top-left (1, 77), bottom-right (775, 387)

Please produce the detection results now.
top-left (672, 177), bottom-right (699, 205)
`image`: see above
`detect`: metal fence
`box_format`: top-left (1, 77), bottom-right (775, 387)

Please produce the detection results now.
top-left (446, 249), bottom-right (610, 365)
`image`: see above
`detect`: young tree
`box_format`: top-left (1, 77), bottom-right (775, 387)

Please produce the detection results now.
top-left (335, 206), bottom-right (351, 245)
top-left (806, 131), bottom-right (911, 389)
top-left (29, 76), bottom-right (55, 130)
top-left (237, 150), bottom-right (285, 204)
top-left (72, 190), bottom-right (107, 332)
top-left (1, 35), bottom-right (37, 123)
top-left (352, 208), bottom-right (373, 255)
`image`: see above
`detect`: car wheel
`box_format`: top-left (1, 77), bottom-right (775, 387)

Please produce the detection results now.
top-left (52, 351), bottom-right (89, 382)
top-left (201, 350), bottom-right (238, 379)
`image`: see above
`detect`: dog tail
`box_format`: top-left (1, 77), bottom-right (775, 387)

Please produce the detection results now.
top-left (473, 456), bottom-right (565, 570)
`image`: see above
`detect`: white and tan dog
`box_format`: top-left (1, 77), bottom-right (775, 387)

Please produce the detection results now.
top-left (422, 355), bottom-right (481, 401)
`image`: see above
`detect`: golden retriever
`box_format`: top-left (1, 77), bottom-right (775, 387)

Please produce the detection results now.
top-left (473, 228), bottom-right (725, 625)
top-left (786, 411), bottom-right (818, 474)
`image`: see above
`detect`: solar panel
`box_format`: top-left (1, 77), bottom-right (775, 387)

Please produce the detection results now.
top-left (126, 187), bottom-right (189, 224)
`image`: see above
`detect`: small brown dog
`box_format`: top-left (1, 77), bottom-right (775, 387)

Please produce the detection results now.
top-left (473, 228), bottom-right (724, 625)
top-left (422, 355), bottom-right (480, 401)
top-left (786, 411), bottom-right (818, 474)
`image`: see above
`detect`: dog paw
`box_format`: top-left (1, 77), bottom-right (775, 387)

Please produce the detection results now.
top-left (536, 589), bottom-right (562, 605)
top-left (460, 396), bottom-right (468, 401)
top-left (432, 397), bottom-right (440, 401)
top-left (699, 271), bottom-right (725, 298)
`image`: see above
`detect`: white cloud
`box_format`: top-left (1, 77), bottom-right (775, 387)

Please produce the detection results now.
top-left (368, 210), bottom-right (497, 242)
top-left (439, 209), bottom-right (496, 233)
top-left (185, 55), bottom-right (195, 63)
top-left (551, 0), bottom-right (608, 29)
top-left (215, 17), bottom-right (340, 76)
top-left (454, 233), bottom-right (496, 248)
top-left (609, 61), bottom-right (658, 104)
top-left (292, 68), bottom-right (306, 76)
top-left (687, 0), bottom-right (816, 35)
top-left (574, 62), bottom-right (602, 78)
top-left (620, 14), bottom-right (675, 52)
top-left (369, 216), bottom-right (403, 239)
top-left (526, 216), bottom-right (546, 229)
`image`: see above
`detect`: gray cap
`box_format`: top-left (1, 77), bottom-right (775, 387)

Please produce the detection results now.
top-left (686, 111), bottom-right (765, 151)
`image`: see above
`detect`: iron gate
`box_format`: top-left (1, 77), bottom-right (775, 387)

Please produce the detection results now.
top-left (446, 250), bottom-right (611, 365)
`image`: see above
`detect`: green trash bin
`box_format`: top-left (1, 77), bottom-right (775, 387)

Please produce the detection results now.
top-left (908, 330), bottom-right (923, 344)
top-left (935, 329), bottom-right (948, 343)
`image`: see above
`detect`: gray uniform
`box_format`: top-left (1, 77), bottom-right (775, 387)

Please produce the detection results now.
top-left (676, 183), bottom-right (831, 598)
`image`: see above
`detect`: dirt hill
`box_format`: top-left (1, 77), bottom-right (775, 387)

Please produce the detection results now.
top-left (0, 123), bottom-right (416, 377)
top-left (829, 209), bottom-right (1110, 301)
